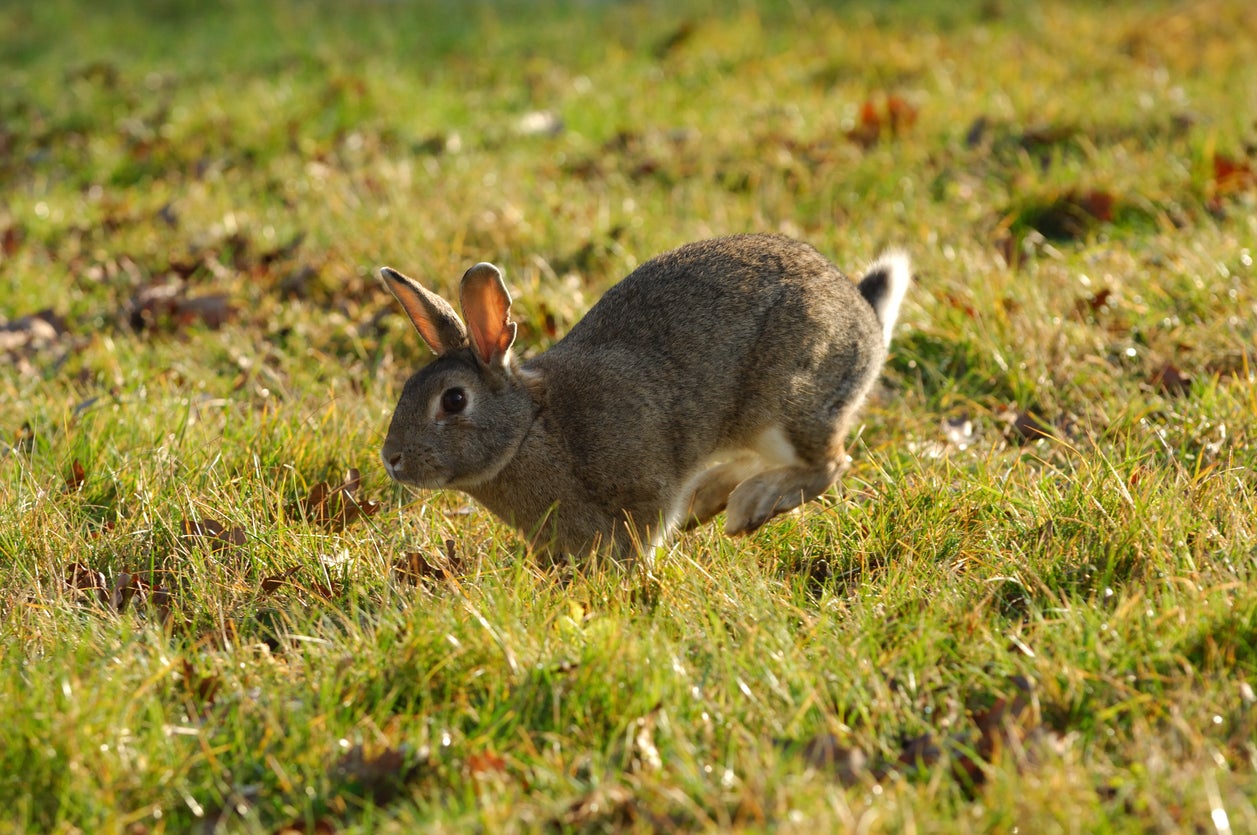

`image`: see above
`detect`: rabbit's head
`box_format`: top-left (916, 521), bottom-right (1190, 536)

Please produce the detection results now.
top-left (379, 263), bottom-right (536, 490)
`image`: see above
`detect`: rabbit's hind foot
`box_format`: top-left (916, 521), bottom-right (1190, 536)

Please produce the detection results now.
top-left (722, 459), bottom-right (845, 536)
top-left (680, 457), bottom-right (762, 530)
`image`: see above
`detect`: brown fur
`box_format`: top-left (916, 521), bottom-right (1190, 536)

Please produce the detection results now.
top-left (380, 234), bottom-right (910, 563)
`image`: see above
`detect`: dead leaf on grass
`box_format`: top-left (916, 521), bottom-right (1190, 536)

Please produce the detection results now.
top-left (562, 782), bottom-right (640, 829)
top-left (393, 539), bottom-right (466, 585)
top-left (63, 564), bottom-right (174, 623)
top-left (1204, 352), bottom-right (1255, 385)
top-left (258, 565), bottom-right (337, 602)
top-left (179, 658), bottom-right (222, 713)
top-left (0, 309), bottom-right (69, 355)
top-left (126, 282), bottom-right (237, 332)
top-left (12, 421), bottom-right (36, 455)
top-left (278, 265), bottom-right (320, 300)
top-left (952, 674), bottom-right (1041, 787)
top-left (292, 468), bottom-right (381, 530)
top-left (1071, 287), bottom-right (1117, 321)
top-left (1012, 188), bottom-right (1116, 241)
top-left (1149, 361), bottom-right (1192, 397)
top-left (260, 565), bottom-right (303, 597)
top-left (653, 20), bottom-right (697, 58)
top-left (1212, 153), bottom-right (1256, 196)
top-left (65, 458), bottom-right (87, 492)
top-left (1, 223), bottom-right (22, 257)
top-left (330, 743), bottom-right (427, 805)
top-left (896, 733), bottom-right (944, 770)
top-left (893, 675), bottom-right (1043, 790)
top-left (466, 749), bottom-right (510, 783)
top-left (971, 674), bottom-right (1038, 763)
top-left (66, 561), bottom-right (108, 604)
top-left (109, 571), bottom-right (147, 613)
top-left (847, 94), bottom-right (918, 147)
top-left (181, 517), bottom-right (247, 553)
top-left (998, 407), bottom-right (1055, 443)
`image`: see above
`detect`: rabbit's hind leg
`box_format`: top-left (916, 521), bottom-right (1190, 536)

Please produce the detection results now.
top-left (722, 458), bottom-right (845, 536)
top-left (681, 456), bottom-right (764, 530)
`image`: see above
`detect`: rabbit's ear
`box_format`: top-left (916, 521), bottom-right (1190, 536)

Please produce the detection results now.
top-left (380, 267), bottom-right (469, 356)
top-left (459, 262), bottom-right (517, 368)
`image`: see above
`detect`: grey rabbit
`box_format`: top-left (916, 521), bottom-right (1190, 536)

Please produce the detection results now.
top-left (379, 233), bottom-right (909, 562)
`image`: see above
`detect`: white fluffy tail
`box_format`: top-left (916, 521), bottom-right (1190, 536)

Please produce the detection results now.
top-left (857, 251), bottom-right (911, 347)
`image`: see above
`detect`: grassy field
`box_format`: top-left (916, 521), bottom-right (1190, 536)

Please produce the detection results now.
top-left (3, 0), bottom-right (1257, 831)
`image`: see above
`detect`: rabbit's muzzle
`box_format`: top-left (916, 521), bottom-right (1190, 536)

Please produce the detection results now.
top-left (382, 449), bottom-right (404, 481)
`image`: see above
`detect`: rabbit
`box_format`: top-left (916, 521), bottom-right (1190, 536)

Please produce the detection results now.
top-left (379, 233), bottom-right (909, 563)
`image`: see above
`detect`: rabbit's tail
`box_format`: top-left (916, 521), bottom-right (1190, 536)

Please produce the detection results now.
top-left (857, 251), bottom-right (911, 347)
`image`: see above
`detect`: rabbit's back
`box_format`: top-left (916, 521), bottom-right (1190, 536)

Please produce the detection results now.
top-left (531, 234), bottom-right (885, 454)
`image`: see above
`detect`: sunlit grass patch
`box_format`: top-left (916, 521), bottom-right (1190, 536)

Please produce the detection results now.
top-left (3, 0), bottom-right (1257, 830)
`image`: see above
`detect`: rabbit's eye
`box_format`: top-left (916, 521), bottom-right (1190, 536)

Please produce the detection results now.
top-left (440, 387), bottom-right (467, 414)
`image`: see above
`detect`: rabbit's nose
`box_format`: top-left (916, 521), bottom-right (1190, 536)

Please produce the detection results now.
top-left (382, 450), bottom-right (404, 477)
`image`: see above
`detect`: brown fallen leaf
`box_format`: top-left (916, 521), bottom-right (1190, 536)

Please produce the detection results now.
top-left (1213, 153), bottom-right (1256, 196)
top-left (653, 20), bottom-right (697, 58)
top-left (1018, 123), bottom-right (1078, 149)
top-left (896, 733), bottom-right (943, 770)
top-left (150, 582), bottom-right (174, 626)
top-left (179, 658), bottom-right (221, 712)
top-left (393, 539), bottom-right (466, 585)
top-left (847, 93), bottom-right (918, 147)
top-left (278, 265), bottom-right (320, 300)
top-left (1071, 288), bottom-right (1115, 320)
top-left (109, 571), bottom-right (147, 613)
top-left (127, 282), bottom-right (237, 332)
top-left (953, 675), bottom-right (1041, 787)
top-left (293, 468), bottom-right (381, 530)
top-left (886, 94), bottom-right (918, 132)
top-left (1, 224), bottom-right (22, 257)
top-left (181, 517), bottom-right (247, 553)
top-left (466, 750), bottom-right (509, 780)
top-left (999, 408), bottom-right (1054, 443)
top-left (1204, 352), bottom-right (1255, 385)
top-left (330, 743), bottom-right (426, 805)
top-left (65, 458), bottom-right (87, 492)
top-left (0, 310), bottom-right (67, 355)
top-left (973, 675), bottom-right (1037, 761)
top-left (66, 563), bottom-right (174, 622)
top-left (1150, 361), bottom-right (1192, 397)
top-left (307, 580), bottom-right (337, 600)
top-left (392, 552), bottom-right (446, 584)
top-left (260, 565), bottom-right (303, 597)
top-left (891, 675), bottom-right (1042, 791)
top-left (66, 562), bottom-right (108, 604)
top-left (562, 782), bottom-right (640, 829)
top-left (1015, 188), bottom-right (1116, 241)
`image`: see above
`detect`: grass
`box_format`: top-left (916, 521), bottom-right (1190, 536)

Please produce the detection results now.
top-left (3, 0), bottom-right (1256, 830)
